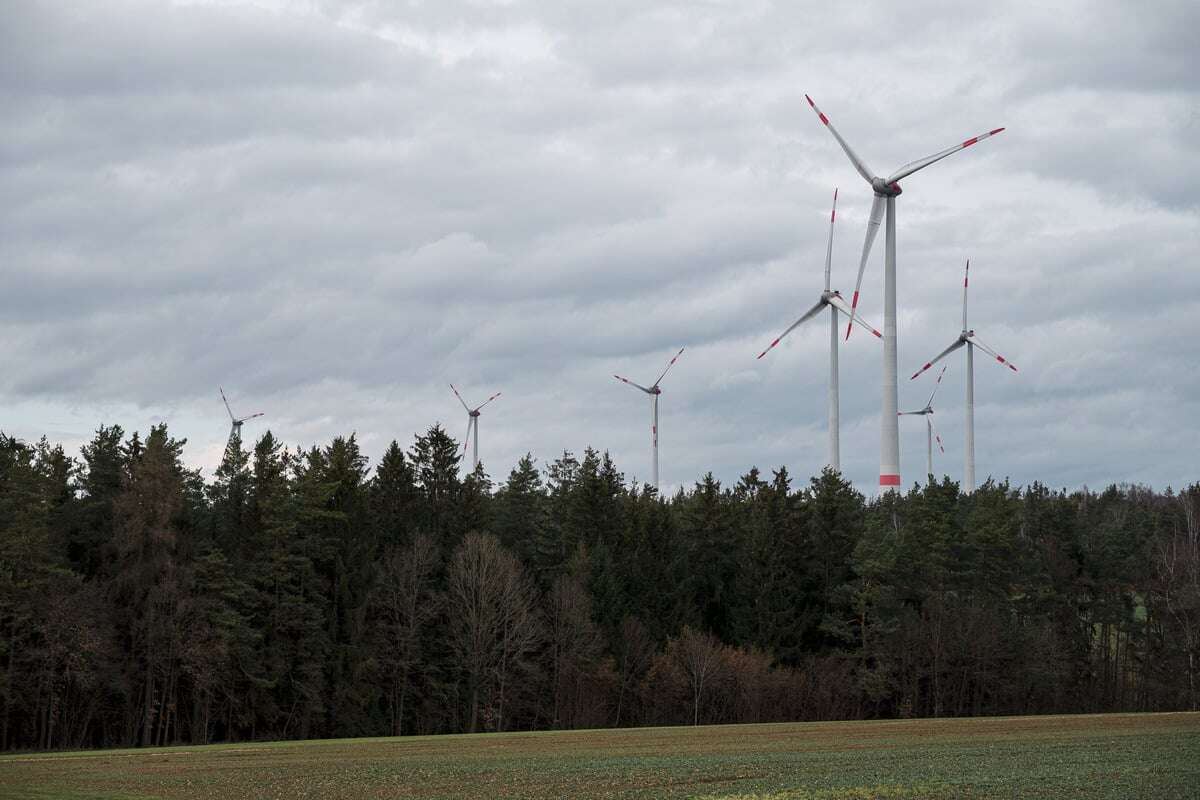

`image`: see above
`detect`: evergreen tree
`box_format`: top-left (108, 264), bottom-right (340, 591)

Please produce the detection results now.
top-left (409, 425), bottom-right (464, 547)
top-left (370, 441), bottom-right (419, 548)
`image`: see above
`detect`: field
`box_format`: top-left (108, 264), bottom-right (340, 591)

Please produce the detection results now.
top-left (1, 713), bottom-right (1197, 799)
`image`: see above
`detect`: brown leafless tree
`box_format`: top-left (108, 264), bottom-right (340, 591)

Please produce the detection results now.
top-left (668, 626), bottom-right (724, 726)
top-left (446, 532), bottom-right (542, 732)
top-left (371, 532), bottom-right (440, 735)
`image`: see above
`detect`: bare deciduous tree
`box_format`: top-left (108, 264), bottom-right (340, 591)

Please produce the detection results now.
top-left (548, 573), bottom-right (603, 727)
top-left (613, 616), bottom-right (654, 727)
top-left (446, 532), bottom-right (542, 732)
top-left (668, 626), bottom-right (724, 726)
top-left (371, 533), bottom-right (440, 735)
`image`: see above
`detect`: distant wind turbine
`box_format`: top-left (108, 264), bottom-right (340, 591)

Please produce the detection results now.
top-left (756, 188), bottom-right (882, 473)
top-left (910, 260), bottom-right (1018, 492)
top-left (614, 347), bottom-right (685, 491)
top-left (450, 384), bottom-right (501, 471)
top-left (899, 365), bottom-right (947, 483)
top-left (805, 93), bottom-right (1003, 491)
top-left (220, 387), bottom-right (263, 446)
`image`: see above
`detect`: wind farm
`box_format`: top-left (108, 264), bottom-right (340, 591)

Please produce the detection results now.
top-left (7, 3), bottom-right (1200, 797)
top-left (804, 94), bottom-right (1004, 491)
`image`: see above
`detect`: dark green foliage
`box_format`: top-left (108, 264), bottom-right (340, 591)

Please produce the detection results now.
top-left (0, 419), bottom-right (1196, 750)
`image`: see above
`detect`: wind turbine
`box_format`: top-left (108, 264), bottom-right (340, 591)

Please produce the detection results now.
top-left (220, 387), bottom-right (263, 445)
top-left (899, 365), bottom-right (947, 483)
top-left (613, 347), bottom-right (684, 491)
top-left (756, 188), bottom-right (882, 473)
top-left (805, 94), bottom-right (1003, 491)
top-left (910, 259), bottom-right (1018, 492)
top-left (450, 384), bottom-right (501, 471)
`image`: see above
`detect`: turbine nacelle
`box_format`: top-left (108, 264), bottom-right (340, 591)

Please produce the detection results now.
top-left (871, 178), bottom-right (902, 197)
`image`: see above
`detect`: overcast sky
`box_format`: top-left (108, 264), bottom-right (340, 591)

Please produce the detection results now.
top-left (3, 0), bottom-right (1198, 495)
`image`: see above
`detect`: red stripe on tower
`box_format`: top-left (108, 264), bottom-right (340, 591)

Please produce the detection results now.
top-left (880, 474), bottom-right (901, 486)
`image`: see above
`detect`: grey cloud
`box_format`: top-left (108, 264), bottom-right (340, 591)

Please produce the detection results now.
top-left (2, 0), bottom-right (1197, 493)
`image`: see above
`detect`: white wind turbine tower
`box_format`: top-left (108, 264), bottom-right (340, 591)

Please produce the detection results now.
top-left (756, 188), bottom-right (882, 473)
top-left (899, 365), bottom-right (947, 483)
top-left (450, 384), bottom-right (501, 472)
top-left (910, 260), bottom-right (1018, 492)
top-left (805, 94), bottom-right (1003, 491)
top-left (220, 387), bottom-right (263, 446)
top-left (613, 347), bottom-right (684, 491)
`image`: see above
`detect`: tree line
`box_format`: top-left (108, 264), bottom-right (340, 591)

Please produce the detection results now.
top-left (1, 423), bottom-right (1197, 750)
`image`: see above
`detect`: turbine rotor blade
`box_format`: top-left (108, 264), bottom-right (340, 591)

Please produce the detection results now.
top-left (824, 187), bottom-right (838, 291)
top-left (652, 347), bottom-right (685, 387)
top-left (614, 374), bottom-right (653, 394)
top-left (220, 387), bottom-right (235, 422)
top-left (244, 412), bottom-right (265, 421)
top-left (805, 95), bottom-right (876, 184)
top-left (828, 295), bottom-right (882, 339)
top-left (911, 339), bottom-right (966, 380)
top-left (845, 194), bottom-right (885, 340)
top-left (461, 417), bottom-right (473, 454)
top-left (968, 334), bottom-right (1019, 372)
top-left (928, 415), bottom-right (945, 454)
top-left (474, 391), bottom-right (502, 412)
top-left (962, 259), bottom-right (970, 331)
top-left (886, 127), bottom-right (1005, 184)
top-left (756, 300), bottom-right (827, 359)
top-left (926, 365), bottom-right (948, 407)
top-left (449, 383), bottom-right (471, 412)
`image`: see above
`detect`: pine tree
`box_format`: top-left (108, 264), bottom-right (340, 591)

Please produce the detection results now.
top-left (370, 441), bottom-right (419, 548)
top-left (494, 454), bottom-right (548, 570)
top-left (107, 425), bottom-right (190, 746)
top-left (409, 425), bottom-right (464, 547)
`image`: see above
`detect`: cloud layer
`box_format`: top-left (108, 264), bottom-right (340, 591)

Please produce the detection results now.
top-left (3, 0), bottom-right (1198, 492)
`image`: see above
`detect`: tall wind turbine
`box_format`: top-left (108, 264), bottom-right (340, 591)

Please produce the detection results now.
top-left (910, 260), bottom-right (1018, 492)
top-left (450, 384), bottom-right (501, 472)
top-left (614, 347), bottom-right (684, 491)
top-left (805, 94), bottom-right (1003, 491)
top-left (220, 387), bottom-right (263, 445)
top-left (899, 365), bottom-right (947, 483)
top-left (756, 188), bottom-right (882, 473)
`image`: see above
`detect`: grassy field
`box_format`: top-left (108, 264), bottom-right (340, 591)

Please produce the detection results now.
top-left (1, 713), bottom-right (1197, 799)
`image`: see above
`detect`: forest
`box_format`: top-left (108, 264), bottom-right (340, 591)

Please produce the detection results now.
top-left (1, 423), bottom-right (1197, 751)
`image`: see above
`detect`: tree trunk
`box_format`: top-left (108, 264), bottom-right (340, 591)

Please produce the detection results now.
top-left (469, 683), bottom-right (479, 733)
top-left (141, 665), bottom-right (155, 747)
top-left (1, 617), bottom-right (14, 751)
